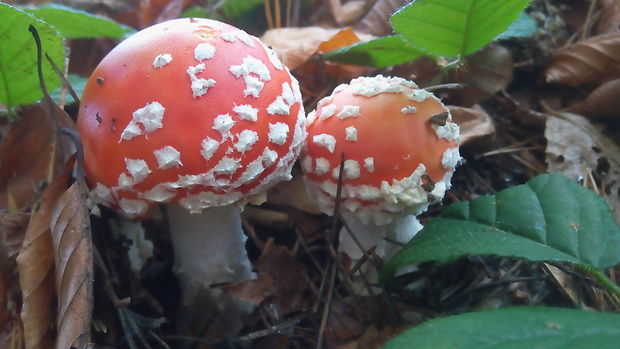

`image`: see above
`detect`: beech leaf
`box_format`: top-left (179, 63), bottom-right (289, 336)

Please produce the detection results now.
top-left (544, 33), bottom-right (620, 87)
top-left (383, 307), bottom-right (620, 349)
top-left (381, 173), bottom-right (620, 282)
top-left (50, 176), bottom-right (93, 349)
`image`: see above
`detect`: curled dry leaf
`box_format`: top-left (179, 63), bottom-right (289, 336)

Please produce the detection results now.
top-left (16, 156), bottom-right (75, 349)
top-left (544, 33), bottom-right (620, 87)
top-left (355, 0), bottom-right (410, 36)
top-left (330, 0), bottom-right (367, 26)
top-left (545, 112), bottom-right (620, 222)
top-left (448, 105), bottom-right (496, 153)
top-left (444, 44), bottom-right (514, 107)
top-left (50, 174), bottom-right (93, 349)
top-left (577, 78), bottom-right (620, 122)
top-left (0, 105), bottom-right (60, 211)
top-left (594, 0), bottom-right (620, 35)
top-left (261, 26), bottom-right (374, 70)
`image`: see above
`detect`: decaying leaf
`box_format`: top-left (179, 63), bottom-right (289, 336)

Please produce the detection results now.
top-left (355, 0), bottom-right (410, 36)
top-left (50, 172), bottom-right (93, 348)
top-left (448, 105), bottom-right (496, 153)
top-left (594, 0), bottom-right (620, 35)
top-left (330, 0), bottom-right (367, 25)
top-left (544, 33), bottom-right (620, 87)
top-left (545, 112), bottom-right (620, 221)
top-left (578, 78), bottom-right (620, 122)
top-left (0, 105), bottom-right (59, 211)
top-left (444, 44), bottom-right (514, 107)
top-left (16, 156), bottom-right (75, 349)
top-left (261, 26), bottom-right (374, 70)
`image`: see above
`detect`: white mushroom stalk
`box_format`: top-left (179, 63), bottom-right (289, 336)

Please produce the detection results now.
top-left (77, 18), bottom-right (306, 334)
top-left (301, 75), bottom-right (461, 293)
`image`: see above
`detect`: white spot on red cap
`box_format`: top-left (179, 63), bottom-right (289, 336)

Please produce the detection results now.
top-left (345, 126), bottom-right (357, 141)
top-left (364, 157), bottom-right (374, 173)
top-left (442, 147), bottom-right (461, 169)
top-left (201, 137), bottom-right (220, 160)
top-left (432, 119), bottom-right (460, 142)
top-left (264, 44), bottom-right (283, 70)
top-left (315, 158), bottom-right (330, 175)
top-left (281, 83), bottom-right (296, 105)
top-left (213, 157), bottom-right (241, 175)
top-left (301, 156), bottom-right (313, 173)
top-left (221, 30), bottom-right (255, 47)
top-left (194, 43), bottom-right (216, 61)
top-left (409, 89), bottom-right (434, 102)
top-left (237, 158), bottom-right (264, 184)
top-left (262, 148), bottom-right (278, 167)
top-left (268, 122), bottom-right (289, 145)
top-left (125, 158), bottom-right (151, 183)
top-left (332, 160), bottom-right (360, 180)
top-left (153, 53), bottom-right (172, 68)
top-left (119, 198), bottom-right (149, 217)
top-left (118, 173), bottom-right (134, 188)
top-left (267, 96), bottom-right (290, 115)
top-left (187, 63), bottom-right (216, 97)
top-left (213, 114), bottom-right (235, 138)
top-left (401, 106), bottom-right (417, 114)
top-left (233, 105), bottom-right (258, 122)
top-left (337, 105), bottom-right (360, 119)
top-left (154, 146), bottom-right (182, 169)
top-left (229, 56), bottom-right (271, 98)
top-left (121, 102), bottom-right (165, 141)
top-left (142, 184), bottom-right (176, 203)
top-left (319, 104), bottom-right (337, 121)
top-left (312, 134), bottom-right (336, 153)
top-left (234, 129), bottom-right (259, 152)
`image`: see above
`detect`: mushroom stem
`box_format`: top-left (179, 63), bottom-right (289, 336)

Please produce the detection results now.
top-left (166, 204), bottom-right (254, 334)
top-left (339, 214), bottom-right (423, 293)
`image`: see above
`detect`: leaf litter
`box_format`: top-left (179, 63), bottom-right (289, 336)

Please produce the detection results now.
top-left (2, 0), bottom-right (620, 348)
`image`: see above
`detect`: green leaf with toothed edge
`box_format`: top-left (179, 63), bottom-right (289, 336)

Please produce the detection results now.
top-left (383, 307), bottom-right (620, 349)
top-left (380, 173), bottom-right (620, 283)
top-left (390, 0), bottom-right (532, 58)
top-left (0, 3), bottom-right (65, 108)
top-left (323, 36), bottom-right (426, 68)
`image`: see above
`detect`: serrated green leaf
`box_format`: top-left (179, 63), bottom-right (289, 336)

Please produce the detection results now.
top-left (381, 173), bottom-right (620, 282)
top-left (323, 36), bottom-right (426, 68)
top-left (383, 307), bottom-right (620, 349)
top-left (24, 4), bottom-right (135, 39)
top-left (0, 3), bottom-right (65, 107)
top-left (390, 0), bottom-right (532, 57)
top-left (496, 12), bottom-right (538, 40)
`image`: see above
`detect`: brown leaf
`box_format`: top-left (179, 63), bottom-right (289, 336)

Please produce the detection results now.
top-left (448, 105), bottom-right (496, 153)
top-left (544, 33), bottom-right (620, 87)
top-left (444, 44), bottom-right (514, 107)
top-left (50, 173), bottom-right (93, 349)
top-left (330, 0), bottom-right (367, 26)
top-left (594, 0), bottom-right (620, 35)
top-left (16, 156), bottom-right (75, 349)
top-left (578, 78), bottom-right (620, 122)
top-left (355, 0), bottom-right (410, 36)
top-left (0, 105), bottom-right (57, 211)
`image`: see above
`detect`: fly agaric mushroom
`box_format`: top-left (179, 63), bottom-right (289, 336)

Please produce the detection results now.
top-left (301, 75), bottom-right (460, 291)
top-left (77, 18), bottom-right (305, 330)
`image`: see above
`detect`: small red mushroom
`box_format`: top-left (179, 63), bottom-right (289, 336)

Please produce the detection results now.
top-left (301, 75), bottom-right (460, 291)
top-left (78, 18), bottom-right (305, 331)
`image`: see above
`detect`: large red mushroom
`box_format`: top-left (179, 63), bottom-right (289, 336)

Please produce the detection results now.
top-left (301, 75), bottom-right (461, 291)
top-left (78, 18), bottom-right (305, 332)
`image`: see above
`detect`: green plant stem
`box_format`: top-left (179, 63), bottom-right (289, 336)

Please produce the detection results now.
top-left (579, 265), bottom-right (620, 299)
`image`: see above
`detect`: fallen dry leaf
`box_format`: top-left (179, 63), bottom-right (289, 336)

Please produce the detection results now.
top-left (261, 26), bottom-right (374, 70)
top-left (545, 112), bottom-right (620, 221)
top-left (594, 0), bottom-right (620, 35)
top-left (355, 0), bottom-right (410, 36)
top-left (330, 0), bottom-right (367, 25)
top-left (577, 78), bottom-right (620, 122)
top-left (544, 33), bottom-right (620, 87)
top-left (16, 156), bottom-right (75, 349)
top-left (449, 105), bottom-right (496, 153)
top-left (445, 44), bottom-right (514, 107)
top-left (0, 105), bottom-right (58, 211)
top-left (50, 172), bottom-right (93, 349)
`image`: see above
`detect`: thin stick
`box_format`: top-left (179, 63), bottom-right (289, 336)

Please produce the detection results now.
top-left (264, 0), bottom-right (274, 29)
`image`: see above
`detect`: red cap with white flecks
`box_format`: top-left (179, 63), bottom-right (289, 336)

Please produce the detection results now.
top-left (301, 75), bottom-right (461, 225)
top-left (78, 18), bottom-right (306, 217)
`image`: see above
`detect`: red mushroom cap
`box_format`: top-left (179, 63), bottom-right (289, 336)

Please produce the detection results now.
top-left (301, 75), bottom-right (460, 225)
top-left (78, 18), bottom-right (305, 217)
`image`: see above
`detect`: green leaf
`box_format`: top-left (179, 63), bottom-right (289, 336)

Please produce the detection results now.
top-left (0, 3), bottom-right (65, 108)
top-left (383, 307), bottom-right (620, 349)
top-left (24, 4), bottom-right (135, 39)
top-left (49, 73), bottom-right (88, 105)
top-left (381, 173), bottom-right (620, 282)
top-left (323, 36), bottom-right (427, 68)
top-left (390, 0), bottom-right (532, 57)
top-left (496, 12), bottom-right (538, 40)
